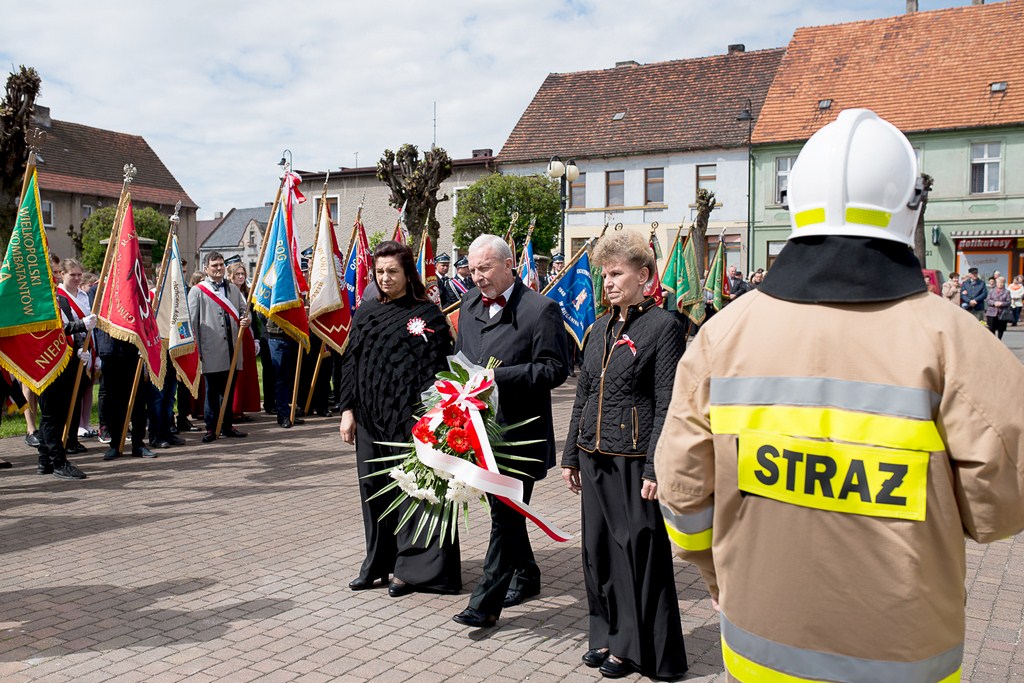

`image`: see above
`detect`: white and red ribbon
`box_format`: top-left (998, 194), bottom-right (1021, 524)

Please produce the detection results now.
top-left (615, 334), bottom-right (637, 356)
top-left (413, 363), bottom-right (571, 543)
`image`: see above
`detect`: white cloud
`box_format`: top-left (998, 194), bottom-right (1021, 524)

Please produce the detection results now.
top-left (0, 0), bottom-right (981, 218)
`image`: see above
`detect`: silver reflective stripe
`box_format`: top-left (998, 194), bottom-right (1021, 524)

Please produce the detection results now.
top-left (721, 613), bottom-right (962, 683)
top-left (659, 503), bottom-right (713, 534)
top-left (710, 377), bottom-right (940, 420)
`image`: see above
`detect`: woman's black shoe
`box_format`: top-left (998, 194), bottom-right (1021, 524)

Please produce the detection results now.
top-left (388, 580), bottom-right (416, 598)
top-left (599, 656), bottom-right (634, 678)
top-left (348, 576), bottom-right (386, 591)
top-left (582, 649), bottom-right (609, 668)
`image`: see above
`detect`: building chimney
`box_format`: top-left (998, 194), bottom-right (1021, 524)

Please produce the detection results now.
top-left (906, 0), bottom-right (918, 12)
top-left (32, 104), bottom-right (52, 128)
top-left (972, 0), bottom-right (985, 5)
top-left (728, 44), bottom-right (746, 54)
top-left (471, 148), bottom-right (493, 158)
top-left (615, 60), bottom-right (640, 68)
top-left (214, 211), bottom-right (224, 219)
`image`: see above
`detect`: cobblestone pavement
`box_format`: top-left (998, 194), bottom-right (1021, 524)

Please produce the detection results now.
top-left (2, 326), bottom-right (1023, 682)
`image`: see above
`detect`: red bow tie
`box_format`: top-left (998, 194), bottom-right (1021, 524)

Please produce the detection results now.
top-left (481, 294), bottom-right (507, 308)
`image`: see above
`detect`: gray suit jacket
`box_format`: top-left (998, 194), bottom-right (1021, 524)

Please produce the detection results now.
top-left (187, 277), bottom-right (246, 374)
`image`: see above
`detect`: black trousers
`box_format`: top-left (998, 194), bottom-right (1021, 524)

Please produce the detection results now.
top-left (259, 340), bottom-right (276, 413)
top-left (101, 355), bottom-right (147, 451)
top-left (203, 370), bottom-right (235, 432)
top-left (37, 363), bottom-right (84, 467)
top-left (468, 480), bottom-right (539, 616)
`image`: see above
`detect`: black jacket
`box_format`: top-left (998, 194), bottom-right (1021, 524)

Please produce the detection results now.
top-left (455, 279), bottom-right (569, 480)
top-left (562, 298), bottom-right (685, 480)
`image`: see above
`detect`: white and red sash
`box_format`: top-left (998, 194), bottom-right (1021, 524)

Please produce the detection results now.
top-left (196, 282), bottom-right (254, 341)
top-left (57, 285), bottom-right (97, 370)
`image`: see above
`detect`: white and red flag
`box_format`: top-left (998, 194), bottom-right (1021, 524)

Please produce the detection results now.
top-left (308, 200), bottom-right (353, 354)
top-left (155, 234), bottom-right (201, 396)
top-left (283, 170), bottom-right (309, 295)
top-left (416, 232), bottom-right (440, 305)
top-left (97, 196), bottom-right (164, 385)
top-left (390, 199), bottom-right (409, 245)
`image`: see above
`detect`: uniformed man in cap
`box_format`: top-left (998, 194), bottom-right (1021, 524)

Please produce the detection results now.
top-left (450, 256), bottom-right (475, 299)
top-left (436, 253), bottom-right (455, 308)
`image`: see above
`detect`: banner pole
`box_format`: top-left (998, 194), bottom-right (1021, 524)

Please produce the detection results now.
top-left (214, 177), bottom-right (284, 438)
top-left (116, 358), bottom-right (145, 455)
top-left (303, 346), bottom-right (326, 415)
top-left (62, 164), bottom-right (137, 447)
top-left (289, 347), bottom-right (304, 424)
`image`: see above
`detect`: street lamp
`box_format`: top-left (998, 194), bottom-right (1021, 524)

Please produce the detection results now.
top-left (737, 98), bottom-right (755, 273)
top-left (278, 149), bottom-right (293, 175)
top-left (547, 155), bottom-right (579, 257)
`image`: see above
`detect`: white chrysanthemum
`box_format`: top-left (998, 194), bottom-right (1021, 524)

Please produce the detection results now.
top-left (444, 479), bottom-right (482, 505)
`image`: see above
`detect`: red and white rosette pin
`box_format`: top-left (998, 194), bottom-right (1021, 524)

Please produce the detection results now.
top-left (407, 317), bottom-right (434, 342)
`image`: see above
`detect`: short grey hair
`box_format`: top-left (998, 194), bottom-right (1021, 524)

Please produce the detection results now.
top-left (468, 234), bottom-right (513, 261)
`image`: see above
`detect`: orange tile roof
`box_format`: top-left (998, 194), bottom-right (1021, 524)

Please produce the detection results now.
top-left (36, 118), bottom-right (197, 208)
top-left (755, 0), bottom-right (1024, 144)
top-left (500, 48), bottom-right (785, 164)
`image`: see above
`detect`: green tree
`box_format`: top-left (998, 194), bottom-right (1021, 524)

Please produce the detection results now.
top-left (451, 173), bottom-right (561, 254)
top-left (368, 229), bottom-right (386, 251)
top-left (81, 205), bottom-right (169, 274)
top-left (0, 65), bottom-right (42, 252)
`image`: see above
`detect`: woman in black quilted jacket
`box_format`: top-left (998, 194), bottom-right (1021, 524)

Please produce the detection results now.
top-left (562, 230), bottom-right (688, 681)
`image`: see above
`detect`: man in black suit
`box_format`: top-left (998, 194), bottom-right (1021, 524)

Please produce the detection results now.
top-left (435, 253), bottom-right (455, 308)
top-left (451, 234), bottom-right (569, 628)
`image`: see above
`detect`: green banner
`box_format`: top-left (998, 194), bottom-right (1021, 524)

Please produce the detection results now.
top-left (706, 240), bottom-right (727, 312)
top-left (0, 170), bottom-right (63, 335)
top-left (663, 228), bottom-right (703, 313)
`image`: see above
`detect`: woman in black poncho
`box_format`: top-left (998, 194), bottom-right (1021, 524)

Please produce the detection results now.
top-left (562, 230), bottom-right (687, 680)
top-left (338, 240), bottom-right (461, 597)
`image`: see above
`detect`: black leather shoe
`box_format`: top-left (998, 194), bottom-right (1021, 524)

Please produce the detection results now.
top-left (279, 418), bottom-right (293, 429)
top-left (452, 607), bottom-right (497, 628)
top-left (582, 649), bottom-right (609, 668)
top-left (315, 408), bottom-right (330, 417)
top-left (503, 585), bottom-right (540, 607)
top-left (53, 461), bottom-right (87, 480)
top-left (102, 448), bottom-right (121, 461)
top-left (221, 428), bottom-right (247, 438)
top-left (201, 431), bottom-right (217, 443)
top-left (599, 656), bottom-right (634, 678)
top-left (150, 440), bottom-right (171, 449)
top-left (388, 580), bottom-right (416, 598)
top-left (167, 435), bottom-right (186, 446)
top-left (37, 459), bottom-right (53, 475)
top-left (132, 446), bottom-right (158, 458)
top-left (348, 576), bottom-right (387, 591)
top-left (67, 442), bottom-right (89, 454)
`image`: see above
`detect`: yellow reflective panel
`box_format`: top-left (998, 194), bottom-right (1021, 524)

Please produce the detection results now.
top-left (710, 405), bottom-right (945, 452)
top-left (737, 430), bottom-right (928, 521)
top-left (664, 521), bottom-right (712, 551)
top-left (794, 208), bottom-right (826, 228)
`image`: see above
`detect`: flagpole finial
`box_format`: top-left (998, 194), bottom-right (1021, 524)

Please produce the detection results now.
top-left (359, 192), bottom-right (366, 209)
top-left (170, 201), bottom-right (182, 226)
top-left (26, 128), bottom-right (46, 156)
top-left (323, 170), bottom-right (330, 191)
top-left (123, 163), bottom-right (138, 185)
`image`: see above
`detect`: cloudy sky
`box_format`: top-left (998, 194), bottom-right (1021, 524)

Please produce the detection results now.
top-left (1, 0), bottom-right (977, 218)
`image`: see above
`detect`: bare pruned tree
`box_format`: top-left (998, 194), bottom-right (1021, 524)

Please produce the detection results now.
top-left (0, 65), bottom-right (42, 251)
top-left (376, 143), bottom-right (453, 246)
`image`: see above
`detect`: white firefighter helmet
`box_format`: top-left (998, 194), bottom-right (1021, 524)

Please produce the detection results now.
top-left (786, 108), bottom-right (925, 246)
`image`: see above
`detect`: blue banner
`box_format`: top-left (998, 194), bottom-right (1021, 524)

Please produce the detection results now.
top-left (252, 205), bottom-right (309, 348)
top-left (545, 251), bottom-right (597, 350)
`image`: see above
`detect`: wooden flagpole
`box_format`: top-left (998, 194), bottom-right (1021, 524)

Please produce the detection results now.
top-left (61, 163), bottom-right (137, 447)
top-left (114, 202), bottom-right (181, 454)
top-left (214, 177), bottom-right (285, 438)
top-left (301, 176), bottom-right (332, 416)
top-left (289, 349), bottom-right (304, 423)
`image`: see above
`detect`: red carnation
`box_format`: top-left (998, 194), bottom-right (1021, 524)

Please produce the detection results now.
top-left (442, 404), bottom-right (468, 428)
top-left (446, 427), bottom-right (472, 454)
top-left (412, 417), bottom-right (438, 445)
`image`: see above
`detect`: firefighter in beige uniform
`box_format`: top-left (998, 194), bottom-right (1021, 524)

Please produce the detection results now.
top-left (655, 109), bottom-right (1024, 683)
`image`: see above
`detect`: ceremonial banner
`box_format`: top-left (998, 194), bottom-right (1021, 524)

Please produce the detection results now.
top-left (97, 197), bottom-right (165, 385)
top-left (643, 233), bottom-right (665, 306)
top-left (546, 251), bottom-right (597, 350)
top-left (155, 234), bottom-right (201, 396)
top-left (416, 233), bottom-right (440, 305)
top-left (309, 202), bottom-right (352, 354)
top-left (283, 170), bottom-right (309, 294)
top-left (253, 204), bottom-right (310, 350)
top-left (706, 239), bottom-right (731, 312)
top-left (0, 169), bottom-right (71, 392)
top-left (344, 215), bottom-right (372, 313)
top-left (391, 199), bottom-right (409, 245)
top-left (517, 236), bottom-right (540, 291)
top-left (663, 228), bottom-right (705, 324)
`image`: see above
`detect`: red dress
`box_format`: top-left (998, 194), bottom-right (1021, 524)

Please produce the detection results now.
top-left (232, 330), bottom-right (261, 415)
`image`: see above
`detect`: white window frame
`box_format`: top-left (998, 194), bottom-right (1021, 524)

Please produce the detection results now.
top-left (81, 204), bottom-right (94, 221)
top-left (316, 195), bottom-right (340, 223)
top-left (696, 164), bottom-right (717, 200)
top-left (970, 141), bottom-right (1001, 195)
top-left (774, 156), bottom-right (797, 206)
top-left (41, 200), bottom-right (54, 228)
